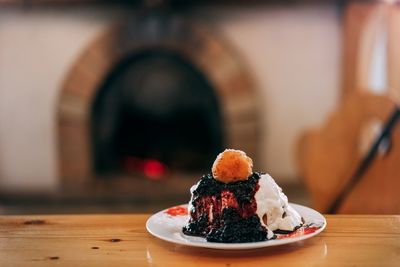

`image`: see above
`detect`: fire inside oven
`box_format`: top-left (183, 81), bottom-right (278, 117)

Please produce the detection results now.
top-left (91, 50), bottom-right (224, 179)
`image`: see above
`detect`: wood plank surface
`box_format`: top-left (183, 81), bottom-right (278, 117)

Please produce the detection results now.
top-left (0, 214), bottom-right (399, 267)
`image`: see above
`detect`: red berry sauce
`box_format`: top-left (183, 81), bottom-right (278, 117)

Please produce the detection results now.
top-left (166, 206), bottom-right (188, 216)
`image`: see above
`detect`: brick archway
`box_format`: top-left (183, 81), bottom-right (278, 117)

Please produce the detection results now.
top-left (58, 17), bottom-right (258, 190)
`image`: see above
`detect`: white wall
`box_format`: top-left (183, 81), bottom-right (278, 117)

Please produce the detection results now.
top-left (0, 7), bottom-right (126, 191)
top-left (0, 5), bottom-right (341, 191)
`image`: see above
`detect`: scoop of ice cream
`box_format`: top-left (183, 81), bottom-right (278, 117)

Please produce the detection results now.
top-left (255, 174), bottom-right (303, 238)
top-left (212, 149), bottom-right (253, 183)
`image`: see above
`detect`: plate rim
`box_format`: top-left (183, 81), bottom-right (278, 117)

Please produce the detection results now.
top-left (146, 203), bottom-right (326, 250)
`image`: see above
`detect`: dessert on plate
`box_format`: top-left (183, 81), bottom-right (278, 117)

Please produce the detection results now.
top-left (183, 149), bottom-right (303, 243)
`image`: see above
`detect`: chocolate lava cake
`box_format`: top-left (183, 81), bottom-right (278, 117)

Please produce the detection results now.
top-left (182, 149), bottom-right (303, 243)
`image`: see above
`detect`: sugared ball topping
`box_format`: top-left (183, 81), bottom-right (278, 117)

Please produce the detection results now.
top-left (212, 149), bottom-right (253, 183)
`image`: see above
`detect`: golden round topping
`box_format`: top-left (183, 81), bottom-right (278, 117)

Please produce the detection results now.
top-left (212, 149), bottom-right (253, 183)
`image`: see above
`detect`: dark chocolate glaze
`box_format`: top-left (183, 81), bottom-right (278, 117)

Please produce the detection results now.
top-left (183, 172), bottom-right (275, 243)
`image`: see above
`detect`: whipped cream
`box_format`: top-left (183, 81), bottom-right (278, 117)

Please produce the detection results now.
top-left (187, 182), bottom-right (200, 216)
top-left (255, 174), bottom-right (302, 238)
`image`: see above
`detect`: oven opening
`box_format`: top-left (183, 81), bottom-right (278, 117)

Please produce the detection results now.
top-left (91, 50), bottom-right (224, 179)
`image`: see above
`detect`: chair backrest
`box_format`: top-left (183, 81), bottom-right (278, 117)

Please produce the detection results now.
top-left (297, 92), bottom-right (400, 214)
top-left (342, 2), bottom-right (400, 98)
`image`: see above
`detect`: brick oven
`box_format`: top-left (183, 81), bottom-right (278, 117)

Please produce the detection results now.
top-left (57, 12), bottom-right (259, 201)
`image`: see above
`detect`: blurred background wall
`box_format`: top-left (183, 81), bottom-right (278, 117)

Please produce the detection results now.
top-left (0, 4), bottom-right (340, 192)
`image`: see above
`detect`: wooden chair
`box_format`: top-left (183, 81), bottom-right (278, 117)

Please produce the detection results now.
top-left (297, 2), bottom-right (400, 214)
top-left (297, 91), bottom-right (400, 214)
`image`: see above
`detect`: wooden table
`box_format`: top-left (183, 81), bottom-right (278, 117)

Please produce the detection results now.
top-left (0, 214), bottom-right (399, 267)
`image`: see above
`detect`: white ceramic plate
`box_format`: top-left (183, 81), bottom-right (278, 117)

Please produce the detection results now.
top-left (146, 203), bottom-right (326, 250)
